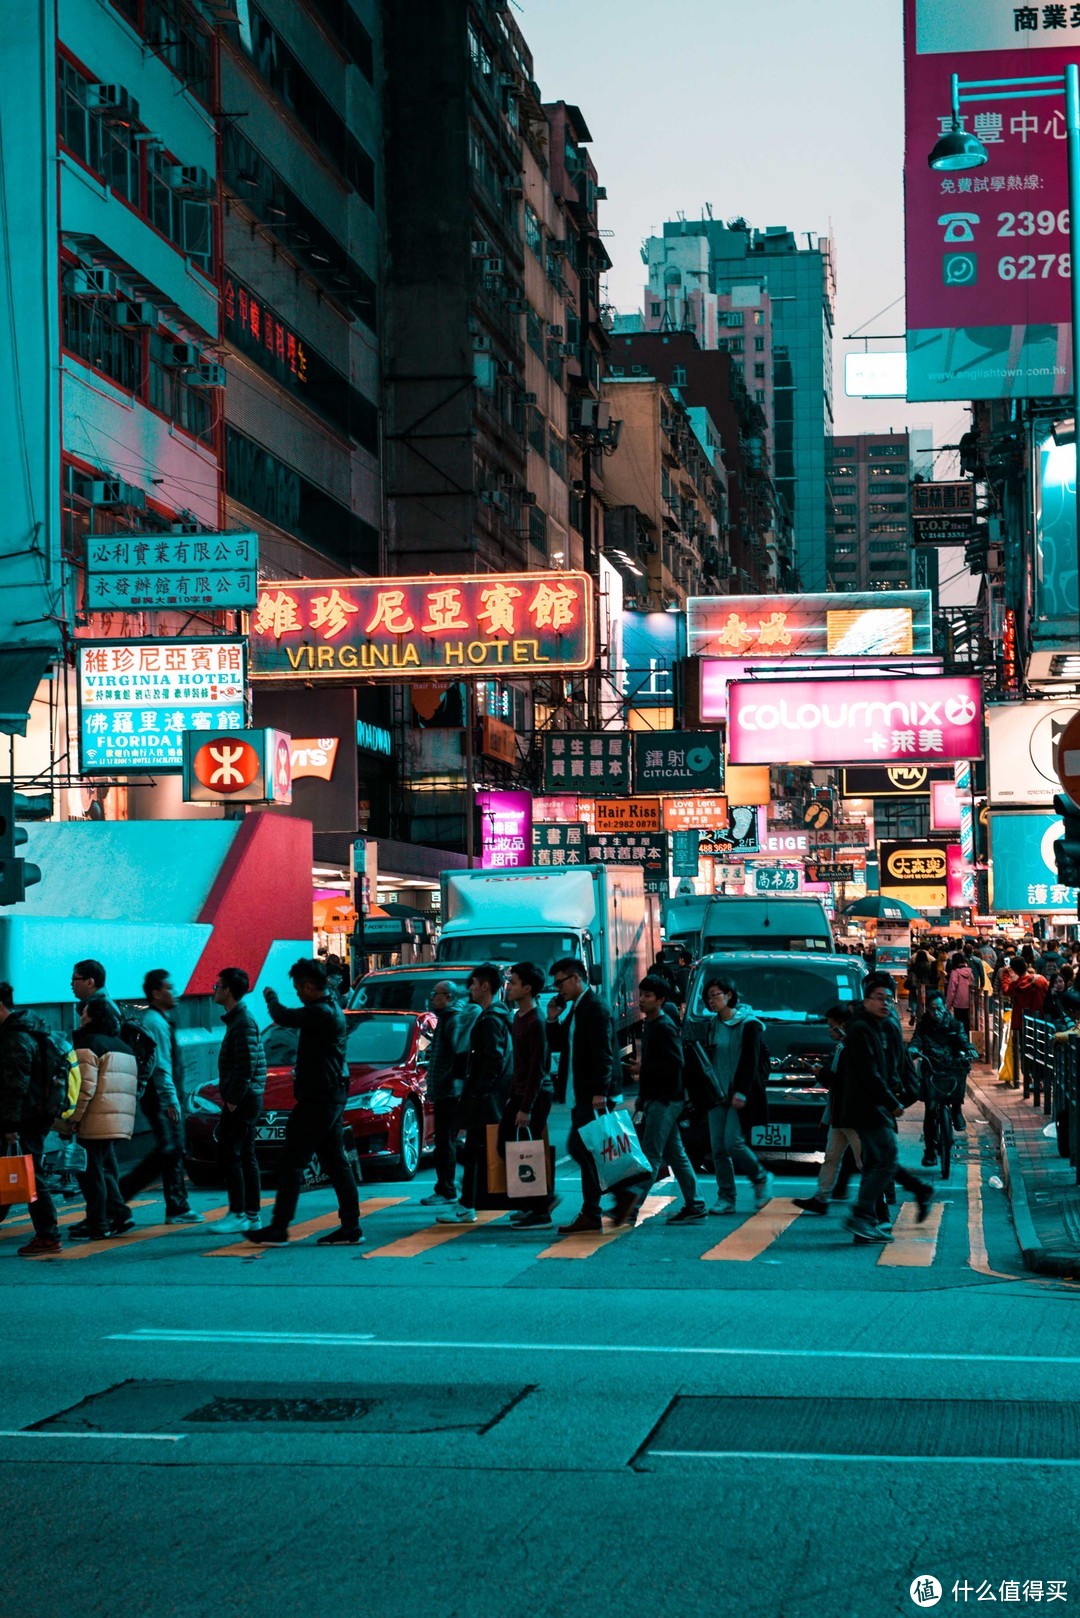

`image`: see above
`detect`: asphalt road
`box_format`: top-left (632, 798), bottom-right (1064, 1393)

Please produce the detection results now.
top-left (2, 1108), bottom-right (1078, 1618)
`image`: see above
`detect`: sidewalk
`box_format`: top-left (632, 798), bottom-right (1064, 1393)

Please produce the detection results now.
top-left (968, 1062), bottom-right (1080, 1278)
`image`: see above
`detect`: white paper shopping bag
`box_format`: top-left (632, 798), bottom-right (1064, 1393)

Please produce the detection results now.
top-left (505, 1135), bottom-right (549, 1199)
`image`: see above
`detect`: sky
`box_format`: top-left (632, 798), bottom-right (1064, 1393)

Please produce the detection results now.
top-left (520, 0), bottom-right (969, 463)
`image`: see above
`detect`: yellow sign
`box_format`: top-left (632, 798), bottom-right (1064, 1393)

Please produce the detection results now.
top-left (880, 843), bottom-right (948, 909)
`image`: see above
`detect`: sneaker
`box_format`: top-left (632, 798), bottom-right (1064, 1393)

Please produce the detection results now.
top-left (853, 1226), bottom-right (893, 1245)
top-left (436, 1205), bottom-right (477, 1224)
top-left (166, 1210), bottom-right (204, 1225)
top-left (666, 1202), bottom-right (707, 1225)
top-left (110, 1215), bottom-right (136, 1236)
top-left (845, 1213), bottom-right (879, 1240)
top-left (709, 1200), bottom-right (737, 1216)
top-left (17, 1235), bottom-right (62, 1257)
top-left (511, 1209), bottom-right (553, 1229)
top-left (217, 1212), bottom-right (252, 1234)
top-left (753, 1174), bottom-right (773, 1210)
top-left (244, 1225), bottom-right (289, 1245)
top-left (66, 1219), bottom-right (91, 1238)
top-left (557, 1212), bottom-right (603, 1234)
top-left (68, 1225), bottom-right (108, 1241)
top-left (419, 1192), bottom-right (457, 1206)
top-left (914, 1183), bottom-right (935, 1224)
top-left (315, 1227), bottom-right (365, 1246)
top-left (792, 1196), bottom-right (829, 1215)
top-left (952, 1110), bottom-right (967, 1132)
top-left (921, 1152), bottom-right (937, 1167)
top-left (610, 1187), bottom-right (645, 1227)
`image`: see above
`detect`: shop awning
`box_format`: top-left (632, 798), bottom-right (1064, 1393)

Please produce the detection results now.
top-left (0, 645), bottom-right (54, 736)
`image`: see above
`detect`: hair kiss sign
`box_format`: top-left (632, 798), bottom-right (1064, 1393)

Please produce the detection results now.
top-left (182, 729), bottom-right (292, 805)
top-left (726, 676), bottom-right (983, 768)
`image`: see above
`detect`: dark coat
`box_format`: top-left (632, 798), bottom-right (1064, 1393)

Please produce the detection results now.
top-left (638, 1012), bottom-right (685, 1106)
top-left (217, 1001), bottom-right (267, 1106)
top-left (835, 1009), bottom-right (903, 1132)
top-left (547, 989), bottom-right (621, 1111)
top-left (704, 1010), bottom-right (769, 1133)
top-left (264, 993), bottom-right (348, 1104)
top-left (0, 1009), bottom-right (50, 1133)
top-left (459, 1000), bottom-right (513, 1129)
top-left (425, 1000), bottom-right (478, 1103)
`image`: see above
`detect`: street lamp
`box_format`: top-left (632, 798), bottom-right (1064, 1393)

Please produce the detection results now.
top-left (928, 67), bottom-right (1080, 628)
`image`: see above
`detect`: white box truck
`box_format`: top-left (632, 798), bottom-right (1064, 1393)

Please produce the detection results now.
top-left (436, 864), bottom-right (656, 1041)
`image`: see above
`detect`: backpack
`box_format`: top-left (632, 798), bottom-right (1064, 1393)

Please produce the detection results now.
top-left (33, 1029), bottom-right (82, 1122)
top-left (120, 1017), bottom-right (158, 1100)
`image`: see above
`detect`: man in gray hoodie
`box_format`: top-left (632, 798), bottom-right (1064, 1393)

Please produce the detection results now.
top-left (702, 975), bottom-right (773, 1216)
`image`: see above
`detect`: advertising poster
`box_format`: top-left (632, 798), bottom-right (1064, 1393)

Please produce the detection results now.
top-left (632, 731), bottom-right (724, 793)
top-left (727, 676), bottom-right (983, 767)
top-left (989, 809), bottom-right (1079, 911)
top-left (905, 0), bottom-right (1076, 400)
top-left (987, 700), bottom-right (1080, 804)
top-left (879, 839), bottom-right (952, 910)
top-left (688, 591), bottom-right (932, 661)
top-left (77, 639), bottom-right (247, 773)
top-left (478, 790), bottom-right (532, 870)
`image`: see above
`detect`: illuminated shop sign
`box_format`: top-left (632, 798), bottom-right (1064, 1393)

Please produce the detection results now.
top-left (77, 639), bottom-right (247, 774)
top-left (687, 591), bottom-right (933, 660)
top-left (727, 676), bottom-right (983, 768)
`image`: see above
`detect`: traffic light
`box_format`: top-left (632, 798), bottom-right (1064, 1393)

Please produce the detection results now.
top-left (0, 785), bottom-right (41, 905)
top-left (964, 523), bottom-right (989, 575)
top-left (1053, 792), bottom-right (1080, 887)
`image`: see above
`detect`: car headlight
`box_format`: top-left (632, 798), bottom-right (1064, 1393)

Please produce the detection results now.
top-left (187, 1092), bottom-right (221, 1115)
top-left (344, 1087), bottom-right (398, 1115)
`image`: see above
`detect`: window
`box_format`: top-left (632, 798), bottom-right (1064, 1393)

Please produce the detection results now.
top-left (468, 22), bottom-right (492, 77)
top-left (870, 520), bottom-right (907, 534)
top-left (58, 61), bottom-right (141, 208)
top-left (833, 559), bottom-right (857, 573)
top-left (832, 541), bottom-right (858, 555)
top-left (869, 539), bottom-right (905, 555)
top-left (833, 503), bottom-right (857, 516)
top-left (62, 293), bottom-right (141, 393)
top-left (867, 443), bottom-right (905, 457)
top-left (834, 521), bottom-right (856, 535)
top-left (548, 431), bottom-right (566, 478)
top-left (753, 362), bottom-right (765, 379)
top-left (754, 389), bottom-right (765, 402)
top-left (729, 338), bottom-right (743, 354)
top-left (526, 308), bottom-right (544, 358)
top-left (650, 301), bottom-right (661, 317)
top-left (525, 203), bottom-right (542, 258)
top-left (754, 336), bottom-right (765, 351)
top-left (527, 406), bottom-right (545, 455)
top-left (832, 462), bottom-right (854, 476)
top-left (529, 503), bottom-right (547, 552)
top-left (752, 310), bottom-right (763, 325)
top-left (672, 365), bottom-right (687, 386)
top-left (148, 333), bottom-right (212, 440)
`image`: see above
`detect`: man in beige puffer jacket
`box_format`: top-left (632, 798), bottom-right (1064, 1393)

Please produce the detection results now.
top-left (70, 998), bottom-right (139, 1240)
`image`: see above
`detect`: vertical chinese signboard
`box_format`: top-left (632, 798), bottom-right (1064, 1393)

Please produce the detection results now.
top-left (542, 732), bottom-right (631, 794)
top-left (478, 789), bottom-right (532, 870)
top-left (531, 823), bottom-right (587, 866)
top-left (905, 0), bottom-right (1075, 400)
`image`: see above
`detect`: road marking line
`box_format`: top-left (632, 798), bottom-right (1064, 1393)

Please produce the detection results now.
top-left (0, 1199), bottom-right (158, 1246)
top-left (700, 1198), bottom-right (802, 1261)
top-left (966, 1158), bottom-right (1020, 1280)
top-left (536, 1194), bottom-right (673, 1259)
top-left (103, 1330), bottom-right (1080, 1367)
top-left (0, 1430), bottom-right (185, 1443)
top-left (103, 1329), bottom-right (377, 1345)
top-left (206, 1197), bottom-right (407, 1258)
top-left (645, 1450), bottom-right (1080, 1468)
top-left (54, 1203), bottom-right (234, 1260)
top-left (363, 1209), bottom-right (506, 1257)
top-left (877, 1201), bottom-right (944, 1267)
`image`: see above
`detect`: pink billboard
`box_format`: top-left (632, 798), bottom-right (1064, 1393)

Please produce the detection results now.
top-left (930, 779), bottom-right (962, 831)
top-left (726, 676), bottom-right (983, 768)
top-left (478, 789), bottom-right (532, 870)
top-left (905, 0), bottom-right (1074, 400)
top-left (947, 843), bottom-right (972, 909)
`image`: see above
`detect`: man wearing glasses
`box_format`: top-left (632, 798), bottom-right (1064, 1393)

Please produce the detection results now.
top-left (836, 972), bottom-right (933, 1244)
top-left (546, 958), bottom-right (621, 1234)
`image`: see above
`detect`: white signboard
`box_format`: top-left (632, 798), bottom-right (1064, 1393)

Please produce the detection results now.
top-left (77, 639), bottom-right (247, 773)
top-left (844, 351), bottom-right (907, 399)
top-left (85, 531), bottom-right (259, 611)
top-left (986, 702), bottom-right (1080, 807)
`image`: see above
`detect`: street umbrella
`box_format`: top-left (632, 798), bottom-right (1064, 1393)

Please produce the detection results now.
top-left (843, 895), bottom-right (922, 922)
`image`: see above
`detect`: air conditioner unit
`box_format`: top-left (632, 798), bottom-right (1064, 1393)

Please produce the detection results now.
top-left (86, 478), bottom-right (146, 509)
top-left (170, 164), bottom-right (213, 198)
top-left (504, 181), bottom-right (524, 199)
top-left (87, 85), bottom-right (139, 124)
top-left (65, 267), bottom-right (117, 297)
top-left (558, 343), bottom-right (576, 357)
top-left (471, 239), bottom-right (491, 257)
top-left (499, 73), bottom-right (524, 97)
top-left (171, 521), bottom-right (200, 535)
top-left (595, 186), bottom-right (608, 200)
top-left (115, 299), bottom-right (158, 328)
top-left (168, 343), bottom-right (201, 370)
top-left (189, 362), bottom-right (226, 388)
top-left (546, 324), bottom-right (563, 338)
top-left (523, 392), bottom-right (537, 404)
top-left (473, 334), bottom-right (492, 352)
top-left (521, 491), bottom-right (537, 506)
top-left (485, 257), bottom-right (504, 275)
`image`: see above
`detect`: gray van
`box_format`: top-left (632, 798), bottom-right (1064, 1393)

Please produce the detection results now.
top-left (663, 894), bottom-right (835, 955)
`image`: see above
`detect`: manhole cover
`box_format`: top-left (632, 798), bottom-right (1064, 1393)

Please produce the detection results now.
top-left (635, 1397), bottom-right (1080, 1467)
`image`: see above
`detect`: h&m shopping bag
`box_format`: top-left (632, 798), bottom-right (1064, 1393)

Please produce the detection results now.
top-left (505, 1133), bottom-right (550, 1199)
top-left (0, 1147), bottom-right (37, 1207)
top-left (577, 1108), bottom-right (651, 1191)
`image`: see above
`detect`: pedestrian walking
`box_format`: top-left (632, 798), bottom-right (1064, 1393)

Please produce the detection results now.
top-left (118, 970), bottom-right (202, 1225)
top-left (672, 950), bottom-right (694, 1010)
top-left (701, 976), bottom-right (772, 1216)
top-left (944, 952), bottom-right (974, 1035)
top-left (69, 997), bottom-right (139, 1240)
top-left (907, 949), bottom-right (934, 1026)
top-left (838, 973), bottom-right (933, 1245)
top-left (500, 961), bottom-right (557, 1229)
top-left (1001, 955), bottom-right (1049, 1089)
top-left (621, 975), bottom-right (704, 1226)
top-left (0, 983), bottom-right (64, 1256)
top-left (793, 1004), bottom-right (861, 1216)
top-left (911, 991), bottom-right (972, 1165)
top-left (439, 964), bottom-right (513, 1224)
top-left (419, 980), bottom-right (478, 1208)
top-left (546, 957), bottom-right (621, 1235)
top-left (246, 958), bottom-right (362, 1247)
top-left (212, 967), bottom-right (267, 1233)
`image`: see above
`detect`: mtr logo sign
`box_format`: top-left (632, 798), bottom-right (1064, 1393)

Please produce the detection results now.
top-left (182, 730), bottom-right (292, 806)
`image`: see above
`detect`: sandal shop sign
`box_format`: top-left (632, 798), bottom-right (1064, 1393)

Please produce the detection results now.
top-left (249, 573), bottom-right (594, 678)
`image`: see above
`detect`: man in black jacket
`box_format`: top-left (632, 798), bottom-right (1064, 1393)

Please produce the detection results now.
top-left (501, 961), bottom-right (556, 1229)
top-left (420, 981), bottom-right (478, 1208)
top-left (838, 973), bottom-right (933, 1245)
top-left (625, 975), bottom-right (704, 1225)
top-left (247, 958), bottom-right (361, 1247)
top-left (547, 957), bottom-right (621, 1235)
top-left (439, 964), bottom-right (512, 1224)
top-left (213, 967), bottom-right (267, 1233)
top-left (0, 983), bottom-right (63, 1256)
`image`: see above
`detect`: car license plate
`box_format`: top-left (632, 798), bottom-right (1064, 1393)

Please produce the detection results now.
top-left (751, 1123), bottom-right (791, 1147)
top-left (255, 1123), bottom-right (287, 1143)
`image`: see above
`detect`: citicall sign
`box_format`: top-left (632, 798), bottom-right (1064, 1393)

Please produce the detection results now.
top-left (726, 676), bottom-right (983, 768)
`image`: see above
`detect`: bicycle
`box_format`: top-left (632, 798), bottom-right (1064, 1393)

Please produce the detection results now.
top-left (912, 1054), bottom-right (965, 1181)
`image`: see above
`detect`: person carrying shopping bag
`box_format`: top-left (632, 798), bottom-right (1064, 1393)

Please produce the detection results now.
top-left (700, 976), bottom-right (772, 1216)
top-left (69, 997), bottom-right (139, 1240)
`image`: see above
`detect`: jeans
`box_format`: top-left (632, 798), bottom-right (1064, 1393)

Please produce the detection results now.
top-left (498, 1090), bottom-right (554, 1211)
top-left (77, 1139), bottom-right (130, 1232)
top-left (119, 1086), bottom-right (191, 1217)
top-left (708, 1103), bottom-right (765, 1203)
top-left (217, 1090), bottom-right (262, 1216)
top-left (635, 1099), bottom-right (699, 1208)
top-left (431, 1096), bottom-right (460, 1199)
top-left (814, 1127), bottom-right (862, 1197)
top-left (458, 1125), bottom-right (487, 1212)
top-left (567, 1103), bottom-right (606, 1220)
top-left (269, 1100), bottom-right (360, 1233)
top-left (854, 1125), bottom-right (927, 1224)
top-left (0, 1127), bottom-right (60, 1241)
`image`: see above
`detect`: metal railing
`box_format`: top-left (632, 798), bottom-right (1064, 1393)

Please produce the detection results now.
top-left (970, 996), bottom-right (1079, 1184)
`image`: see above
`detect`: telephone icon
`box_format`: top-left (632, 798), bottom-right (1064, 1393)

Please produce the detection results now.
top-left (938, 212), bottom-right (979, 244)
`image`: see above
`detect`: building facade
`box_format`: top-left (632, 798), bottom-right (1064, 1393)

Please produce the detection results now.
top-left (826, 430), bottom-right (926, 593)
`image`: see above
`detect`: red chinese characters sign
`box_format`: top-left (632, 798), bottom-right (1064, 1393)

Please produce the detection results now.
top-left (249, 573), bottom-right (594, 679)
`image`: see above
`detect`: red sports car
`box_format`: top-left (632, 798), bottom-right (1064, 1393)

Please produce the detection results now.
top-left (184, 1010), bottom-right (437, 1185)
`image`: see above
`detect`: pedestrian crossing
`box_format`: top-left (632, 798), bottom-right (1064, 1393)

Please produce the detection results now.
top-left (3, 1184), bottom-right (972, 1270)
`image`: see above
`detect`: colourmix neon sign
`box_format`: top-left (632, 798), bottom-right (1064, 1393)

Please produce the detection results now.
top-left (727, 676), bottom-right (983, 767)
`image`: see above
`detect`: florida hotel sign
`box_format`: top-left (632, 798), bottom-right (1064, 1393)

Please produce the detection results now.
top-left (249, 573), bottom-right (594, 678)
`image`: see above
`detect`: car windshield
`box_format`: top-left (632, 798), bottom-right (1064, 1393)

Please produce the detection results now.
top-left (262, 1017), bottom-right (414, 1068)
top-left (437, 933), bottom-right (579, 972)
top-left (348, 975), bottom-right (471, 1012)
top-left (688, 961), bottom-right (862, 1022)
